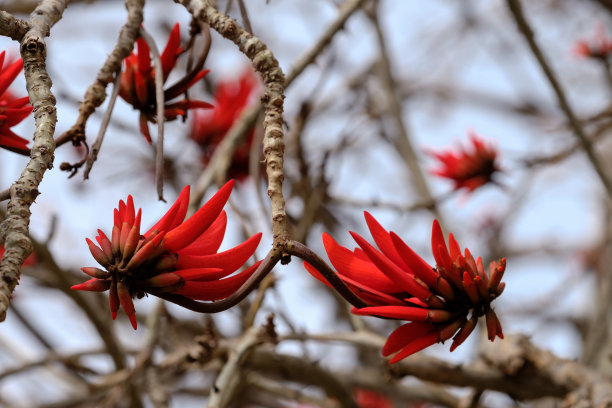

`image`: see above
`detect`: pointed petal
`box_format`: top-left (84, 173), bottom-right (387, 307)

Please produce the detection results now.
top-left (178, 210), bottom-right (227, 255)
top-left (117, 281), bottom-right (137, 330)
top-left (382, 322), bottom-right (435, 356)
top-left (174, 260), bottom-right (261, 300)
top-left (450, 315), bottom-right (477, 351)
top-left (86, 238), bottom-right (112, 267)
top-left (146, 185), bottom-right (190, 236)
top-left (163, 180), bottom-right (234, 252)
top-left (363, 212), bottom-right (408, 269)
top-left (160, 23), bottom-right (181, 81)
top-left (389, 232), bottom-right (439, 289)
top-left (142, 272), bottom-right (183, 288)
top-left (174, 267), bottom-right (226, 281)
top-left (352, 305), bottom-right (452, 322)
top-left (0, 58), bottom-right (23, 97)
top-left (109, 280), bottom-right (119, 320)
top-left (448, 233), bottom-right (461, 263)
top-left (71, 278), bottom-right (111, 292)
top-left (351, 232), bottom-right (435, 302)
top-left (80, 267), bottom-right (108, 279)
top-left (322, 232), bottom-right (397, 294)
top-left (175, 232), bottom-right (261, 274)
top-left (431, 220), bottom-right (452, 272)
top-left (389, 332), bottom-right (439, 363)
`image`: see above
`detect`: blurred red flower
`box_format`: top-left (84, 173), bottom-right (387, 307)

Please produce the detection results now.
top-left (72, 180), bottom-right (262, 329)
top-left (0, 51), bottom-right (33, 153)
top-left (428, 132), bottom-right (499, 192)
top-left (305, 213), bottom-right (505, 363)
top-left (190, 69), bottom-right (261, 180)
top-left (119, 23), bottom-right (213, 143)
top-left (573, 24), bottom-right (612, 59)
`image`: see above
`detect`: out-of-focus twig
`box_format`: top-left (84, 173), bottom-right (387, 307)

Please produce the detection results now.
top-left (506, 0), bottom-right (612, 197)
top-left (139, 27), bottom-right (166, 202)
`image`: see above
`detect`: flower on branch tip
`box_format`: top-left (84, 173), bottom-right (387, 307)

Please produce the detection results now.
top-left (190, 69), bottom-right (262, 180)
top-left (119, 23), bottom-right (213, 144)
top-left (573, 24), bottom-right (612, 59)
top-left (0, 51), bottom-right (33, 153)
top-left (72, 180), bottom-right (263, 330)
top-left (428, 132), bottom-right (500, 192)
top-left (304, 212), bottom-right (506, 363)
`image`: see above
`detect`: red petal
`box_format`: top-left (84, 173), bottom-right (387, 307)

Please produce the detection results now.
top-left (448, 233), bottom-right (461, 263)
top-left (322, 233), bottom-right (397, 294)
top-left (160, 23), bottom-right (181, 81)
top-left (146, 185), bottom-right (190, 236)
top-left (382, 322), bottom-right (435, 356)
top-left (163, 180), bottom-right (234, 252)
top-left (3, 106), bottom-right (32, 127)
top-left (117, 281), bottom-right (137, 330)
top-left (109, 280), bottom-right (119, 320)
top-left (174, 260), bottom-right (261, 300)
top-left (389, 332), bottom-right (439, 363)
top-left (0, 58), bottom-right (23, 97)
top-left (136, 37), bottom-right (151, 79)
top-left (175, 232), bottom-right (261, 274)
top-left (363, 212), bottom-right (409, 270)
top-left (71, 278), bottom-right (111, 292)
top-left (431, 220), bottom-right (452, 271)
top-left (351, 232), bottom-right (434, 302)
top-left (174, 267), bottom-right (227, 281)
top-left (389, 231), bottom-right (438, 289)
top-left (352, 305), bottom-right (430, 321)
top-left (178, 210), bottom-right (227, 255)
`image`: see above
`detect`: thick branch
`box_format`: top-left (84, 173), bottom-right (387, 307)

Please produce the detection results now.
top-left (0, 0), bottom-right (66, 321)
top-left (179, 0), bottom-right (288, 249)
top-left (0, 11), bottom-right (30, 41)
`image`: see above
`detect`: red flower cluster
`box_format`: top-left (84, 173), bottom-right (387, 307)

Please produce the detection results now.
top-left (305, 213), bottom-right (505, 363)
top-left (72, 180), bottom-right (262, 329)
top-left (573, 24), bottom-right (612, 59)
top-left (119, 23), bottom-right (212, 143)
top-left (0, 51), bottom-right (33, 153)
top-left (190, 69), bottom-right (261, 180)
top-left (428, 132), bottom-right (499, 192)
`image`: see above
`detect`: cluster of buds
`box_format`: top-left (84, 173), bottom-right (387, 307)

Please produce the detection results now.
top-left (119, 23), bottom-right (212, 143)
top-left (0, 51), bottom-right (33, 153)
top-left (428, 132), bottom-right (499, 192)
top-left (305, 212), bottom-right (505, 363)
top-left (72, 180), bottom-right (262, 329)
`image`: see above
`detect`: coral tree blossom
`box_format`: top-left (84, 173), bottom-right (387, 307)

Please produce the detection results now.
top-left (190, 69), bottom-right (261, 180)
top-left (573, 24), bottom-right (612, 59)
top-left (119, 23), bottom-right (212, 143)
top-left (0, 51), bottom-right (33, 152)
top-left (72, 180), bottom-right (262, 329)
top-left (305, 213), bottom-right (506, 363)
top-left (428, 132), bottom-right (499, 192)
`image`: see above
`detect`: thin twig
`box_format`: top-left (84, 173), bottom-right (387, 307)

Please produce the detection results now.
top-left (139, 27), bottom-right (166, 201)
top-left (83, 70), bottom-right (122, 179)
top-left (0, 10), bottom-right (30, 41)
top-left (506, 0), bottom-right (612, 197)
top-left (54, 0), bottom-right (144, 148)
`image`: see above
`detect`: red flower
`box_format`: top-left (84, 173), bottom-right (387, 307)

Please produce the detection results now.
top-left (354, 388), bottom-right (394, 408)
top-left (428, 132), bottom-right (499, 192)
top-left (119, 23), bottom-right (213, 143)
top-left (72, 180), bottom-right (262, 329)
top-left (305, 213), bottom-right (505, 363)
top-left (573, 24), bottom-right (612, 59)
top-left (0, 51), bottom-right (33, 153)
top-left (190, 69), bottom-right (261, 180)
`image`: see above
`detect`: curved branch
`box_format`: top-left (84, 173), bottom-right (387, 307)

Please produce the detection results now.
top-left (152, 249), bottom-right (280, 313)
